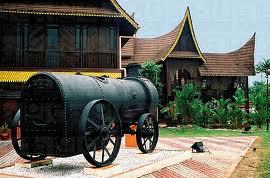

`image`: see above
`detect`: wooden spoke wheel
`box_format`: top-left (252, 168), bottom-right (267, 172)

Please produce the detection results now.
top-left (80, 99), bottom-right (122, 167)
top-left (136, 113), bottom-right (159, 153)
top-left (11, 110), bottom-right (46, 161)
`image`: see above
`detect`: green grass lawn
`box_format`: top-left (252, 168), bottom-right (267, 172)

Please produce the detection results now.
top-left (159, 126), bottom-right (270, 177)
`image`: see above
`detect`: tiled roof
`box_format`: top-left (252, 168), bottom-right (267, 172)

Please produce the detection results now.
top-left (0, 0), bottom-right (139, 29)
top-left (122, 21), bottom-right (183, 66)
top-left (199, 34), bottom-right (256, 76)
top-left (122, 38), bottom-right (135, 58)
top-left (0, 3), bottom-right (120, 17)
top-left (121, 8), bottom-right (205, 67)
top-left (121, 7), bottom-right (255, 76)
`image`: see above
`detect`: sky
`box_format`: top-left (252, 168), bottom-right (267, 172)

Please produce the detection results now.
top-left (118, 0), bottom-right (270, 85)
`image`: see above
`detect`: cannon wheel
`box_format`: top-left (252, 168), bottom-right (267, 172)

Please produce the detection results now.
top-left (136, 113), bottom-right (159, 153)
top-left (11, 110), bottom-right (46, 161)
top-left (80, 99), bottom-right (122, 167)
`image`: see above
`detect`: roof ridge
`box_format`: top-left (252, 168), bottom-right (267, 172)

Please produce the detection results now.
top-left (203, 33), bottom-right (256, 55)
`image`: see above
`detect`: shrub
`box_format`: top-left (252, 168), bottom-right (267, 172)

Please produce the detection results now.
top-left (175, 83), bottom-right (199, 125)
top-left (160, 101), bottom-right (179, 126)
top-left (140, 60), bottom-right (163, 91)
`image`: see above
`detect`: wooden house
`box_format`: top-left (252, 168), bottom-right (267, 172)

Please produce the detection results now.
top-left (121, 8), bottom-right (255, 110)
top-left (0, 1), bottom-right (256, 125)
top-left (0, 0), bottom-right (139, 125)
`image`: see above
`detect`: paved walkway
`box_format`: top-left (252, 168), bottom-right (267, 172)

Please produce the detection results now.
top-left (141, 136), bottom-right (257, 178)
top-left (0, 136), bottom-right (256, 178)
top-left (0, 141), bottom-right (25, 169)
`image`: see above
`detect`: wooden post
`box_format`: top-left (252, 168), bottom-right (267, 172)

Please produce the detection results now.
top-left (244, 77), bottom-right (250, 114)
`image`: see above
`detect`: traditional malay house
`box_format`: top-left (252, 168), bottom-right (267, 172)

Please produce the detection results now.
top-left (121, 8), bottom-right (255, 109)
top-left (0, 0), bottom-right (139, 125)
top-left (0, 1), bottom-right (255, 125)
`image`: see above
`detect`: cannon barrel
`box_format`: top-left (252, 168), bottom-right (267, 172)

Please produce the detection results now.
top-left (12, 72), bottom-right (159, 166)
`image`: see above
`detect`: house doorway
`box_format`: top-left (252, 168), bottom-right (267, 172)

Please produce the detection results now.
top-left (176, 69), bottom-right (191, 87)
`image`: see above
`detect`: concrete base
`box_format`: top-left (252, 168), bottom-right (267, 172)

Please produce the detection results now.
top-left (113, 152), bottom-right (191, 178)
top-left (84, 164), bottom-right (123, 177)
top-left (83, 152), bottom-right (191, 178)
top-left (15, 159), bottom-right (52, 168)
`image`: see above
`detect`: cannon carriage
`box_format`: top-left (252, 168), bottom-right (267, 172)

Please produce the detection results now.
top-left (11, 72), bottom-right (159, 167)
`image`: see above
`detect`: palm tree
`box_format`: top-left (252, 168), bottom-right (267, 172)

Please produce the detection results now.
top-left (256, 58), bottom-right (270, 131)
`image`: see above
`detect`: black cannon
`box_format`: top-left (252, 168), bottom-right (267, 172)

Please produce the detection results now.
top-left (11, 72), bottom-right (159, 167)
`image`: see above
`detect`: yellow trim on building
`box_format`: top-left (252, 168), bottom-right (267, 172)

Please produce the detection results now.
top-left (163, 7), bottom-right (206, 63)
top-left (0, 71), bottom-right (122, 82)
top-left (0, 9), bottom-right (122, 18)
top-left (110, 0), bottom-right (140, 29)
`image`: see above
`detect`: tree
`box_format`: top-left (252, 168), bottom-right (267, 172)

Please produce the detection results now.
top-left (140, 60), bottom-right (163, 91)
top-left (256, 58), bottom-right (270, 131)
top-left (249, 82), bottom-right (268, 128)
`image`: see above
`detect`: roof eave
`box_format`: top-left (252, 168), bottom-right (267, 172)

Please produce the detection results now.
top-left (110, 0), bottom-right (140, 30)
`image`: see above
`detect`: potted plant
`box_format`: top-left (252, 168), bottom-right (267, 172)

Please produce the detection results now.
top-left (1, 122), bottom-right (9, 140)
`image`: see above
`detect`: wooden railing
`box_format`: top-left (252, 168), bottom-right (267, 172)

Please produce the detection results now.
top-left (0, 50), bottom-right (118, 69)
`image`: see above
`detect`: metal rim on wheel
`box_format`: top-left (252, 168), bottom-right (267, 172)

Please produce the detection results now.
top-left (80, 99), bottom-right (122, 167)
top-left (136, 113), bottom-right (159, 153)
top-left (11, 110), bottom-right (46, 161)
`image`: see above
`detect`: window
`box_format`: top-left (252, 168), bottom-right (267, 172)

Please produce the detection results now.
top-left (23, 24), bottom-right (29, 50)
top-left (109, 27), bottom-right (116, 50)
top-left (75, 26), bottom-right (81, 50)
top-left (16, 24), bottom-right (29, 64)
top-left (16, 24), bottom-right (21, 51)
top-left (46, 25), bottom-right (59, 67)
top-left (75, 26), bottom-right (88, 51)
top-left (82, 27), bottom-right (88, 50)
top-left (47, 28), bottom-right (58, 48)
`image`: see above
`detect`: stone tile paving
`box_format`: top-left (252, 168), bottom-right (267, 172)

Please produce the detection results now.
top-left (0, 144), bottom-right (186, 178)
top-left (0, 142), bottom-right (25, 168)
top-left (141, 136), bottom-right (256, 178)
top-left (0, 136), bottom-right (256, 178)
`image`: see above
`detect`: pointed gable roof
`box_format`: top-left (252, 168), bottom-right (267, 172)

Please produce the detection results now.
top-left (199, 34), bottom-right (256, 76)
top-left (121, 7), bottom-right (206, 66)
top-left (163, 7), bottom-right (205, 62)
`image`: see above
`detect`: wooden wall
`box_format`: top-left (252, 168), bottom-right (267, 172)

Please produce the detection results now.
top-left (162, 58), bottom-right (244, 104)
top-left (0, 14), bottom-right (119, 68)
top-left (164, 58), bottom-right (201, 98)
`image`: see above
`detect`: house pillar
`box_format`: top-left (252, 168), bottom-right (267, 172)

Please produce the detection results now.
top-left (244, 77), bottom-right (250, 114)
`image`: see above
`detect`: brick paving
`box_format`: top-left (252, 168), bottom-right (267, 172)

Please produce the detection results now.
top-left (141, 136), bottom-right (256, 178)
top-left (0, 142), bottom-right (26, 169)
top-left (0, 136), bottom-right (256, 178)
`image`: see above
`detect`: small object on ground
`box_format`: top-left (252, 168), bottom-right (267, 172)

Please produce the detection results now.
top-left (241, 124), bottom-right (251, 133)
top-left (191, 142), bottom-right (211, 154)
top-left (244, 125), bottom-right (251, 132)
top-left (1, 122), bottom-right (9, 140)
top-left (191, 142), bottom-right (205, 153)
